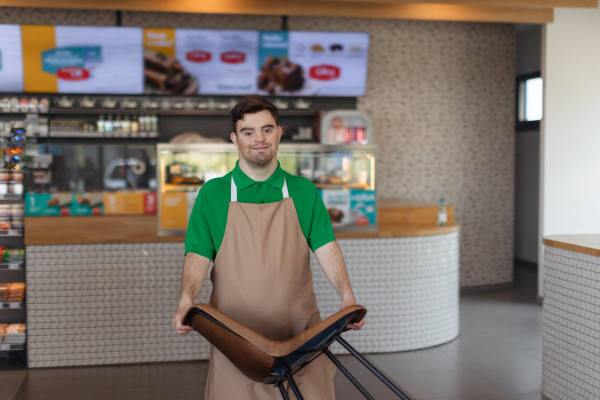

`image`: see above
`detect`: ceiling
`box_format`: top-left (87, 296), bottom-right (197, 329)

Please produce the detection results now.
top-left (0, 0), bottom-right (598, 23)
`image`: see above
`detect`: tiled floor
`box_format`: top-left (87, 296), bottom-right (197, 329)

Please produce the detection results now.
top-left (0, 266), bottom-right (542, 400)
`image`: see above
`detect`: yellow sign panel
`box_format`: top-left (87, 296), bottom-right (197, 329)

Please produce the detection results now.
top-left (21, 25), bottom-right (58, 93)
top-left (104, 192), bottom-right (144, 215)
top-left (144, 28), bottom-right (175, 58)
top-left (160, 192), bottom-right (188, 230)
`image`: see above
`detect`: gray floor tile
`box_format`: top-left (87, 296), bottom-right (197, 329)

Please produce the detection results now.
top-left (395, 369), bottom-right (513, 400)
top-left (472, 367), bottom-right (542, 395)
top-left (512, 393), bottom-right (543, 400)
top-left (0, 371), bottom-right (26, 400)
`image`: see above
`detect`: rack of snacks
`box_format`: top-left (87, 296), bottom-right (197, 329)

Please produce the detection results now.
top-left (0, 125), bottom-right (26, 367)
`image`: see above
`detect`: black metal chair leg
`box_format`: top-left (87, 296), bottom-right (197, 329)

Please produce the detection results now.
top-left (324, 349), bottom-right (375, 400)
top-left (336, 337), bottom-right (412, 400)
top-left (286, 373), bottom-right (304, 400)
top-left (278, 381), bottom-right (291, 400)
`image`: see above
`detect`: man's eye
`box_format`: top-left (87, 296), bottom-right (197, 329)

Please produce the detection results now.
top-left (264, 129), bottom-right (272, 134)
top-left (244, 132), bottom-right (252, 136)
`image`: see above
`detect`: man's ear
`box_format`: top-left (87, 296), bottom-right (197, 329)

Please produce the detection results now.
top-left (230, 132), bottom-right (239, 148)
top-left (277, 126), bottom-right (283, 141)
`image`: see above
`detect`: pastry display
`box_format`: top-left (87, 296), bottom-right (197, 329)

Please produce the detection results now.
top-left (327, 208), bottom-right (344, 223)
top-left (144, 50), bottom-right (198, 95)
top-left (258, 57), bottom-right (305, 95)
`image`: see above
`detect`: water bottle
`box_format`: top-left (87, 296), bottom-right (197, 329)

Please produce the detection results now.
top-left (437, 198), bottom-right (447, 227)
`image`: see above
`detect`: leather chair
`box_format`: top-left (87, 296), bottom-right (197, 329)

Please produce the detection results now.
top-left (184, 304), bottom-right (412, 400)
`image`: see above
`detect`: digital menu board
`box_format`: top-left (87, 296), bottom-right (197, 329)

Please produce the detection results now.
top-left (2, 24), bottom-right (369, 97)
top-left (21, 25), bottom-right (143, 94)
top-left (258, 31), bottom-right (369, 96)
top-left (0, 25), bottom-right (24, 92)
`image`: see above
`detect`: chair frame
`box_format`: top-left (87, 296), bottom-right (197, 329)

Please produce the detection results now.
top-left (185, 304), bottom-right (412, 400)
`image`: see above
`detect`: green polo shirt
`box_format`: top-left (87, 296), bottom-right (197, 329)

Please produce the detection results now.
top-left (185, 161), bottom-right (336, 260)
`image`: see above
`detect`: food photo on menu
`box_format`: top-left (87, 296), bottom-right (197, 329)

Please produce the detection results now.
top-left (143, 49), bottom-right (198, 94)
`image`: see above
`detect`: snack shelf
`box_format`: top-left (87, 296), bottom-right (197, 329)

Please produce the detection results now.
top-left (0, 344), bottom-right (25, 351)
top-left (0, 302), bottom-right (24, 309)
top-left (45, 108), bottom-right (317, 116)
top-left (0, 230), bottom-right (22, 237)
top-left (0, 263), bottom-right (23, 270)
top-left (49, 131), bottom-right (159, 138)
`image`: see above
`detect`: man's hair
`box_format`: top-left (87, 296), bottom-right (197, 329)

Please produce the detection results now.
top-left (230, 95), bottom-right (279, 133)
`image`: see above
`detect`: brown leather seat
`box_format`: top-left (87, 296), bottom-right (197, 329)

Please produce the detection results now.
top-left (184, 304), bottom-right (411, 400)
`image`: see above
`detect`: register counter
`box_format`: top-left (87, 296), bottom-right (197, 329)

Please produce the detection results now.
top-left (23, 201), bottom-right (460, 368)
top-left (542, 235), bottom-right (600, 400)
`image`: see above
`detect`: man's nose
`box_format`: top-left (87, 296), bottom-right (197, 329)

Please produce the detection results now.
top-left (255, 131), bottom-right (266, 142)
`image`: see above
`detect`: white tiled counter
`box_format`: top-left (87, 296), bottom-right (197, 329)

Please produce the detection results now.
top-left (25, 232), bottom-right (460, 368)
top-left (542, 235), bottom-right (600, 400)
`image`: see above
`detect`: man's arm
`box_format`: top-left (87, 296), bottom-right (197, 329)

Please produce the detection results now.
top-left (172, 252), bottom-right (211, 336)
top-left (314, 241), bottom-right (365, 330)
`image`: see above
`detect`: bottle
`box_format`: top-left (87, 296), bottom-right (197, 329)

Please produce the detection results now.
top-left (104, 115), bottom-right (114, 135)
top-left (97, 115), bottom-right (105, 133)
top-left (121, 115), bottom-right (131, 134)
top-left (437, 198), bottom-right (447, 227)
top-left (130, 115), bottom-right (139, 134)
top-left (113, 115), bottom-right (122, 133)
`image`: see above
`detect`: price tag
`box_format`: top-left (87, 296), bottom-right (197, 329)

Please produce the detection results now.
top-left (9, 302), bottom-right (21, 309)
top-left (0, 344), bottom-right (8, 351)
top-left (8, 263), bottom-right (20, 270)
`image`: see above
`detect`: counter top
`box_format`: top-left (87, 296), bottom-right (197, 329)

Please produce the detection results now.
top-left (543, 234), bottom-right (600, 257)
top-left (24, 216), bottom-right (460, 245)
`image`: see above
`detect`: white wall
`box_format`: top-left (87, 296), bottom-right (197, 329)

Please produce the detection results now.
top-left (544, 9), bottom-right (600, 234)
top-left (541, 8), bottom-right (600, 294)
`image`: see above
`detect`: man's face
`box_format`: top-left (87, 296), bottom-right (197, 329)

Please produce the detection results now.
top-left (231, 110), bottom-right (282, 167)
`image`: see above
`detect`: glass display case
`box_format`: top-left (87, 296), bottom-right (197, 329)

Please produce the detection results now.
top-left (157, 143), bottom-right (377, 236)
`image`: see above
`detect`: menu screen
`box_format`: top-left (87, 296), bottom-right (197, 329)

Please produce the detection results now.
top-left (258, 31), bottom-right (369, 96)
top-left (22, 26), bottom-right (143, 94)
top-left (177, 29), bottom-right (259, 95)
top-left (0, 25), bottom-right (24, 92)
top-left (3, 24), bottom-right (369, 97)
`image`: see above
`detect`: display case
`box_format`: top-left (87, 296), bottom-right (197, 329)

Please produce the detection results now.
top-left (157, 143), bottom-right (377, 237)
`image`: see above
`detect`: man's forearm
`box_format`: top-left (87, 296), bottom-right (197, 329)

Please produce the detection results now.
top-left (314, 241), bottom-right (355, 302)
top-left (178, 252), bottom-right (211, 308)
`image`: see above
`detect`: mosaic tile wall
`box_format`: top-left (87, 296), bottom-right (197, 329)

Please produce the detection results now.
top-left (0, 7), bottom-right (515, 287)
top-left (543, 246), bottom-right (600, 400)
top-left (26, 235), bottom-right (459, 367)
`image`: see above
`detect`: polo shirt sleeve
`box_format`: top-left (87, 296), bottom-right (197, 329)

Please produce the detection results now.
top-left (307, 186), bottom-right (337, 252)
top-left (184, 187), bottom-right (216, 260)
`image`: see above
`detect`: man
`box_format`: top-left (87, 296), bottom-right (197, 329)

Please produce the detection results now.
top-left (172, 95), bottom-right (365, 399)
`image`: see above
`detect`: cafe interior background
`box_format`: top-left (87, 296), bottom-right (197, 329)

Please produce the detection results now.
top-left (0, 1), bottom-right (599, 399)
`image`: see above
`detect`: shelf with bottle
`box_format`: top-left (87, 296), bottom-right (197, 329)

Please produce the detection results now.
top-left (48, 115), bottom-right (159, 139)
top-left (0, 323), bottom-right (26, 350)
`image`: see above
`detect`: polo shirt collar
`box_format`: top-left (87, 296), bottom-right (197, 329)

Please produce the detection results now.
top-left (232, 161), bottom-right (285, 190)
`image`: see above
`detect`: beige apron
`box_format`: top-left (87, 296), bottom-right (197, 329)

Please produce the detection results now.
top-left (204, 177), bottom-right (336, 400)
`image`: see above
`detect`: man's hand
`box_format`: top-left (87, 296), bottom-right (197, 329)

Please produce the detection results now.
top-left (340, 296), bottom-right (365, 331)
top-left (172, 304), bottom-right (193, 336)
top-left (173, 253), bottom-right (211, 336)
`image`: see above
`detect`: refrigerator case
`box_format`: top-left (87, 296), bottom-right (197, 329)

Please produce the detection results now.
top-left (157, 143), bottom-right (377, 237)
top-left (319, 110), bottom-right (373, 145)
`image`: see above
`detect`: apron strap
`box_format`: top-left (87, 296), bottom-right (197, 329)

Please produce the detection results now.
top-left (231, 176), bottom-right (289, 202)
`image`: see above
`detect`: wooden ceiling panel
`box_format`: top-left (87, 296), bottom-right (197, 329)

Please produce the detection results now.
top-left (301, 0), bottom-right (598, 8)
top-left (0, 0), bottom-right (574, 23)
